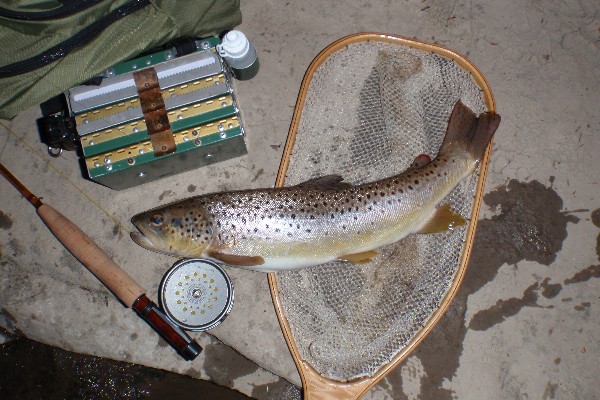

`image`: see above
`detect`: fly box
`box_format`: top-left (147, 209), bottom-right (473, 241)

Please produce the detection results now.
top-left (64, 36), bottom-right (247, 190)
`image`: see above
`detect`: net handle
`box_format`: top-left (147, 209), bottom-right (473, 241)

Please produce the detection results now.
top-left (268, 32), bottom-right (496, 399)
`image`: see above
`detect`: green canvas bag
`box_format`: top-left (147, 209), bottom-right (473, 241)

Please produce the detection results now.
top-left (0, 0), bottom-right (242, 119)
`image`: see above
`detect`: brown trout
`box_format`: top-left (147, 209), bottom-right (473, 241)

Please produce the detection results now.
top-left (131, 101), bottom-right (500, 272)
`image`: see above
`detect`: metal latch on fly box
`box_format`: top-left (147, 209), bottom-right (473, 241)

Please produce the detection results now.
top-left (66, 37), bottom-right (247, 190)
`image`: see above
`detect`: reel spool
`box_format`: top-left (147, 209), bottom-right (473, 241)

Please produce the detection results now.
top-left (160, 258), bottom-right (234, 331)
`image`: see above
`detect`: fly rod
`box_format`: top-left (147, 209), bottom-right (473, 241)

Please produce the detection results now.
top-left (0, 162), bottom-right (201, 360)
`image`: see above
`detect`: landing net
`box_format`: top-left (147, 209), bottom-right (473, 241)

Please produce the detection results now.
top-left (275, 37), bottom-right (489, 381)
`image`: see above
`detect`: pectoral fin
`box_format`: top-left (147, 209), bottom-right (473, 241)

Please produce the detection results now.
top-left (338, 250), bottom-right (378, 264)
top-left (207, 250), bottom-right (265, 267)
top-left (417, 204), bottom-right (466, 234)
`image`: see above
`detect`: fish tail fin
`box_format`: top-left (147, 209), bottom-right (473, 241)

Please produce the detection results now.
top-left (441, 100), bottom-right (501, 161)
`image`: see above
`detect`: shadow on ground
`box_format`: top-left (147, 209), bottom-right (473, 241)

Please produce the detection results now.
top-left (0, 336), bottom-right (252, 400)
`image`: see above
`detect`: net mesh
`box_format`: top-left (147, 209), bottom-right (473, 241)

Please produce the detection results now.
top-left (276, 40), bottom-right (487, 382)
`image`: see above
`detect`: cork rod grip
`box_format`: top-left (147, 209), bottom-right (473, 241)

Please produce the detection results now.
top-left (36, 204), bottom-right (145, 307)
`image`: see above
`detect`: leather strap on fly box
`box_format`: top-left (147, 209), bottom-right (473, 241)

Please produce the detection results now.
top-left (133, 68), bottom-right (176, 156)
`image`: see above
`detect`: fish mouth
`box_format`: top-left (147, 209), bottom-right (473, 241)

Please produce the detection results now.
top-left (130, 230), bottom-right (160, 252)
top-left (130, 214), bottom-right (161, 252)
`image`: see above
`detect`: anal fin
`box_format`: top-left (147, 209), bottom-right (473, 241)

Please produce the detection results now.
top-left (417, 204), bottom-right (466, 234)
top-left (208, 250), bottom-right (265, 267)
top-left (338, 250), bottom-right (378, 264)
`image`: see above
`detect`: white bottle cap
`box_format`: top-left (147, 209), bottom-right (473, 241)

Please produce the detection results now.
top-left (219, 30), bottom-right (250, 59)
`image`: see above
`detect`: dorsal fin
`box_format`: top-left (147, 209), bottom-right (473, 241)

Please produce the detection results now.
top-left (416, 204), bottom-right (466, 234)
top-left (294, 175), bottom-right (353, 189)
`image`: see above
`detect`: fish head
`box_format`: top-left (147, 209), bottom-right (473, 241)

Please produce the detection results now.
top-left (130, 201), bottom-right (213, 258)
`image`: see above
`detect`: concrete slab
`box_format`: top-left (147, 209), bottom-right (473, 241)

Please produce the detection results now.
top-left (1, 0), bottom-right (599, 399)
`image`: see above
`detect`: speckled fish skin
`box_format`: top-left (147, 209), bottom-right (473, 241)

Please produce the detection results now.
top-left (131, 101), bottom-right (501, 272)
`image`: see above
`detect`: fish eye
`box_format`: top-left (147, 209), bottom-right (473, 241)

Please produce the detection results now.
top-left (151, 213), bottom-right (164, 226)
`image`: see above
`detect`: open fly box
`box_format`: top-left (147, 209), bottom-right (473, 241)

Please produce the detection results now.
top-left (67, 36), bottom-right (246, 190)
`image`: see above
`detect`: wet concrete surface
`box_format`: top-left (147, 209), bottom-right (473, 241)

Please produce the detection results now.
top-left (371, 179), bottom-right (596, 399)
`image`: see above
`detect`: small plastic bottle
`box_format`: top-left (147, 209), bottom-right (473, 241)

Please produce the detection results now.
top-left (217, 30), bottom-right (259, 80)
